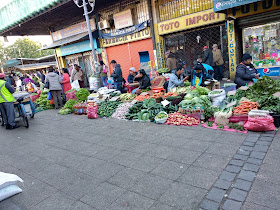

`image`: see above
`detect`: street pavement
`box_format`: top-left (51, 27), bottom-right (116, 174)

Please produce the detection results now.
top-left (0, 109), bottom-right (279, 210)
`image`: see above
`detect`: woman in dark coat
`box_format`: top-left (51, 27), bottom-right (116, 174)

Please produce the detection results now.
top-left (133, 69), bottom-right (151, 95)
top-left (234, 53), bottom-right (259, 88)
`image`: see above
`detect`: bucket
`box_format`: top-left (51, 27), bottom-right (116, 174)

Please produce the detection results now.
top-left (271, 114), bottom-right (280, 128)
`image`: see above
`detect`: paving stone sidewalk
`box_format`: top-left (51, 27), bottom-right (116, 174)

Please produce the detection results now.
top-left (0, 110), bottom-right (278, 210)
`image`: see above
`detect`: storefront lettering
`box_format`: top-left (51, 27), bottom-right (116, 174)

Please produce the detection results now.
top-left (101, 28), bottom-right (151, 48)
top-left (158, 9), bottom-right (225, 35)
top-left (156, 39), bottom-right (165, 69)
top-left (227, 20), bottom-right (237, 80)
top-left (230, 0), bottom-right (280, 17)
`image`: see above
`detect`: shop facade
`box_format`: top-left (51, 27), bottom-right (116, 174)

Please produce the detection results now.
top-left (157, 8), bottom-right (227, 69)
top-left (98, 0), bottom-right (154, 80)
top-left (226, 0), bottom-right (280, 77)
top-left (153, 0), bottom-right (228, 71)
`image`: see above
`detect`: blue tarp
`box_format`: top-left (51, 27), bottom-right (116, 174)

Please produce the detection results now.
top-left (101, 20), bottom-right (149, 39)
top-left (213, 0), bottom-right (262, 12)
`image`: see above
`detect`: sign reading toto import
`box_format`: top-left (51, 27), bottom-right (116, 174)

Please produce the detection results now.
top-left (158, 9), bottom-right (226, 35)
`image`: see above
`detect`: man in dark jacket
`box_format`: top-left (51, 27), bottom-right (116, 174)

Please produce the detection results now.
top-left (234, 53), bottom-right (259, 88)
top-left (110, 60), bottom-right (123, 92)
top-left (133, 69), bottom-right (151, 95)
top-left (202, 46), bottom-right (214, 67)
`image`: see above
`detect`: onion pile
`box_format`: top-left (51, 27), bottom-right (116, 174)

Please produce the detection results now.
top-left (112, 103), bottom-right (133, 120)
top-left (166, 112), bottom-right (200, 126)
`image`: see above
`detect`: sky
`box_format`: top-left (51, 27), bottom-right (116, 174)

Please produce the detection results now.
top-left (1, 0), bottom-right (53, 47)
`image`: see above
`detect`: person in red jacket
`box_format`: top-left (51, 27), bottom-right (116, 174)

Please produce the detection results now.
top-left (62, 68), bottom-right (72, 93)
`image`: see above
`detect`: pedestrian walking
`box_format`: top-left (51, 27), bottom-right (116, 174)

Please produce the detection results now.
top-left (46, 68), bottom-right (63, 109)
top-left (212, 44), bottom-right (224, 81)
top-left (202, 46), bottom-right (214, 67)
top-left (110, 60), bottom-right (123, 92)
top-left (99, 61), bottom-right (108, 87)
top-left (71, 64), bottom-right (85, 88)
top-left (0, 73), bottom-right (19, 129)
top-left (61, 68), bottom-right (71, 93)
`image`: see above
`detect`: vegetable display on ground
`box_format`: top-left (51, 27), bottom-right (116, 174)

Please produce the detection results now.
top-left (75, 88), bottom-right (90, 102)
top-left (166, 112), bottom-right (200, 126)
top-left (233, 101), bottom-right (259, 115)
top-left (98, 101), bottom-right (121, 118)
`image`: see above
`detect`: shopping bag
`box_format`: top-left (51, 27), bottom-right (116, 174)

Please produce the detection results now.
top-left (26, 82), bottom-right (34, 92)
top-left (107, 77), bottom-right (114, 84)
top-left (71, 80), bottom-right (80, 89)
top-left (47, 91), bottom-right (52, 100)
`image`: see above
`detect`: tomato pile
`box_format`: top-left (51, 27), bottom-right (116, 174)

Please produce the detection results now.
top-left (152, 92), bottom-right (163, 99)
top-left (166, 112), bottom-right (200, 126)
top-left (163, 92), bottom-right (178, 98)
top-left (134, 95), bottom-right (150, 101)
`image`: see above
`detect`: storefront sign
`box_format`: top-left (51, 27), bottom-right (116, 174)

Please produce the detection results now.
top-left (158, 9), bottom-right (225, 35)
top-left (114, 9), bottom-right (133, 30)
top-left (227, 20), bottom-right (237, 80)
top-left (228, 0), bottom-right (280, 18)
top-left (100, 27), bottom-right (151, 48)
top-left (101, 21), bottom-right (149, 39)
top-left (213, 0), bottom-right (261, 12)
top-left (258, 67), bottom-right (280, 76)
top-left (56, 40), bottom-right (92, 57)
top-left (52, 19), bottom-right (96, 42)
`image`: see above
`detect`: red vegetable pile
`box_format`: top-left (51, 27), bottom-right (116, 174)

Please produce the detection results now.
top-left (166, 112), bottom-right (200, 126)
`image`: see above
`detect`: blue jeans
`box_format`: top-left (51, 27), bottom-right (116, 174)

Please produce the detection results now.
top-left (0, 102), bottom-right (16, 126)
top-left (214, 65), bottom-right (224, 81)
top-left (114, 82), bottom-right (122, 92)
top-left (101, 76), bottom-right (107, 87)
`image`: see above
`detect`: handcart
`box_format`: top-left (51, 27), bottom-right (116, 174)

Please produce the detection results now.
top-left (0, 92), bottom-right (36, 128)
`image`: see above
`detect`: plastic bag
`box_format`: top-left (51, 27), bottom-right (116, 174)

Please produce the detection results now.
top-left (66, 90), bottom-right (77, 101)
top-left (107, 77), bottom-right (114, 84)
top-left (208, 89), bottom-right (226, 106)
top-left (47, 91), bottom-right (52, 100)
top-left (26, 82), bottom-right (34, 92)
top-left (0, 172), bottom-right (23, 190)
top-left (87, 106), bottom-right (98, 119)
top-left (89, 77), bottom-right (98, 91)
top-left (71, 80), bottom-right (80, 90)
top-left (0, 185), bottom-right (22, 202)
top-left (103, 65), bottom-right (108, 73)
top-left (244, 116), bottom-right (276, 132)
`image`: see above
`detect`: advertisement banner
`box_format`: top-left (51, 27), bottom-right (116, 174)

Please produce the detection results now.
top-left (56, 40), bottom-right (92, 57)
top-left (101, 21), bottom-right (149, 39)
top-left (213, 0), bottom-right (262, 12)
top-left (52, 19), bottom-right (96, 42)
top-left (113, 9), bottom-right (133, 30)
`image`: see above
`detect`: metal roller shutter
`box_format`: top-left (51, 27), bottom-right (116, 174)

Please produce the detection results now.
top-left (237, 10), bottom-right (280, 28)
top-left (106, 38), bottom-right (154, 81)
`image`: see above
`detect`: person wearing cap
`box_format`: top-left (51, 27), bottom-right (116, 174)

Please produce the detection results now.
top-left (127, 67), bottom-right (138, 84)
top-left (234, 53), bottom-right (259, 88)
top-left (202, 46), bottom-right (214, 67)
top-left (212, 44), bottom-right (224, 81)
top-left (165, 52), bottom-right (178, 73)
top-left (191, 63), bottom-right (207, 87)
top-left (0, 73), bottom-right (19, 129)
top-left (168, 65), bottom-right (189, 92)
top-left (193, 55), bottom-right (214, 80)
top-left (110, 60), bottom-right (123, 92)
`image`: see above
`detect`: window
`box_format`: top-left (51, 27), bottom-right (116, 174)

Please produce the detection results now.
top-left (243, 22), bottom-right (280, 68)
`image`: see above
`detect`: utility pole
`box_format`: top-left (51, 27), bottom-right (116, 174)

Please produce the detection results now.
top-left (73, 0), bottom-right (101, 89)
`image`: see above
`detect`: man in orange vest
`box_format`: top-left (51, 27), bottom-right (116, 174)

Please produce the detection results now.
top-left (0, 73), bottom-right (19, 129)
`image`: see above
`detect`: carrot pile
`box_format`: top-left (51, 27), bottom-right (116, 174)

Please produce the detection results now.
top-left (233, 101), bottom-right (259, 115)
top-left (152, 92), bottom-right (163, 99)
top-left (134, 95), bottom-right (150, 101)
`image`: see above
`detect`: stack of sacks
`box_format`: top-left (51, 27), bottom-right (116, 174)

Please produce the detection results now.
top-left (0, 172), bottom-right (23, 201)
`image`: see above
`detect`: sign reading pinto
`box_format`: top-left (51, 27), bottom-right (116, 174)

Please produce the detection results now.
top-left (158, 9), bottom-right (225, 35)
